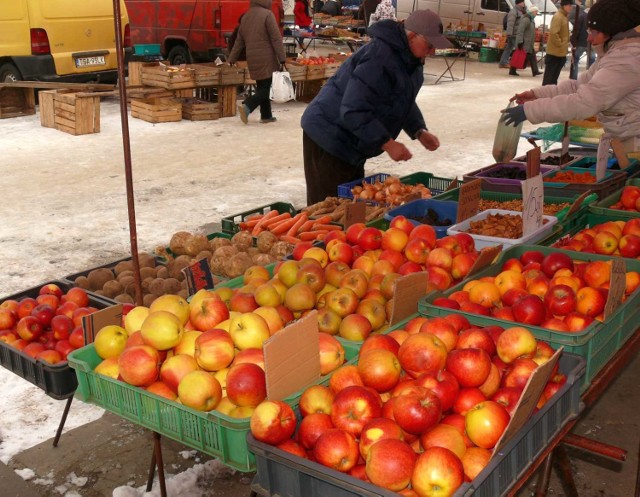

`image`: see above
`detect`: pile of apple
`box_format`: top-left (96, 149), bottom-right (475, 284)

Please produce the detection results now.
top-left (432, 248), bottom-right (640, 333)
top-left (0, 284), bottom-right (98, 364)
top-left (249, 314), bottom-right (566, 496)
top-left (89, 289), bottom-right (348, 416)
top-left (552, 219), bottom-right (640, 259)
top-left (608, 184), bottom-right (640, 212)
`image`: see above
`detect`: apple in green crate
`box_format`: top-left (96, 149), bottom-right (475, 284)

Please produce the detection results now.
top-left (146, 381), bottom-right (178, 401)
top-left (140, 311), bottom-right (184, 350)
top-left (338, 313), bottom-right (372, 341)
top-left (94, 357), bottom-right (120, 379)
top-left (93, 325), bottom-right (128, 359)
top-left (160, 353), bottom-right (199, 393)
top-left (177, 369), bottom-right (222, 411)
top-left (189, 297), bottom-right (229, 331)
top-left (229, 291), bottom-right (259, 313)
top-left (318, 332), bottom-right (346, 375)
top-left (253, 305), bottom-right (285, 335)
top-left (118, 344), bottom-right (161, 387)
top-left (228, 312), bottom-right (270, 350)
top-left (194, 328), bottom-right (235, 371)
top-left (225, 362), bottom-right (266, 407)
top-left (284, 283), bottom-right (316, 313)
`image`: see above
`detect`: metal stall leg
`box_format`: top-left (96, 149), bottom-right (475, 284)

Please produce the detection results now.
top-left (53, 396), bottom-right (73, 447)
top-left (145, 432), bottom-right (167, 497)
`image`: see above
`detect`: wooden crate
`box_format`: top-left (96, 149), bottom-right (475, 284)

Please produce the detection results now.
top-left (306, 65), bottom-right (325, 81)
top-left (140, 64), bottom-right (196, 90)
top-left (0, 87), bottom-right (36, 119)
top-left (39, 89), bottom-right (74, 128)
top-left (128, 61), bottom-right (167, 86)
top-left (284, 60), bottom-right (307, 82)
top-left (131, 98), bottom-right (182, 123)
top-left (189, 63), bottom-right (221, 86)
top-left (219, 66), bottom-right (245, 85)
top-left (181, 98), bottom-right (219, 121)
top-left (323, 62), bottom-right (341, 79)
top-left (218, 86), bottom-right (238, 117)
top-left (295, 80), bottom-right (324, 103)
top-left (54, 92), bottom-right (100, 135)
top-left (236, 62), bottom-right (256, 85)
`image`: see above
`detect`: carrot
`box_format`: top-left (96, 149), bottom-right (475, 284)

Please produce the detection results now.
top-left (311, 223), bottom-right (342, 231)
top-left (270, 217), bottom-right (298, 235)
top-left (287, 212), bottom-right (309, 237)
top-left (300, 230), bottom-right (327, 240)
top-left (251, 210), bottom-right (279, 236)
top-left (262, 212), bottom-right (292, 228)
top-left (311, 215), bottom-right (332, 225)
top-left (295, 219), bottom-right (315, 235)
top-left (279, 235), bottom-right (302, 244)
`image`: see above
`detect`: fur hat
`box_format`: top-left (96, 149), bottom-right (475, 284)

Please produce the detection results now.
top-left (587, 0), bottom-right (640, 36)
top-left (560, 0), bottom-right (573, 6)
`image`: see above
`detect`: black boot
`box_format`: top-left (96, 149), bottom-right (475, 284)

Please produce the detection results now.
top-left (509, 68), bottom-right (519, 76)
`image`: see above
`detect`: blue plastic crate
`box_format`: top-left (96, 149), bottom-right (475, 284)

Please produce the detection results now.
top-left (384, 199), bottom-right (458, 238)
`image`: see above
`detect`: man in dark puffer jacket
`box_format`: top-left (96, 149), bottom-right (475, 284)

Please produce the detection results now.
top-left (301, 10), bottom-right (450, 204)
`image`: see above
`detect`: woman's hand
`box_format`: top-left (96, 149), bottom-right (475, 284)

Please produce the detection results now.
top-left (418, 131), bottom-right (440, 151)
top-left (510, 90), bottom-right (536, 104)
top-left (382, 139), bottom-right (412, 161)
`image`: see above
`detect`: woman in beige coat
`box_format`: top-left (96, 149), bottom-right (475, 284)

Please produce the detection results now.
top-left (228, 0), bottom-right (286, 124)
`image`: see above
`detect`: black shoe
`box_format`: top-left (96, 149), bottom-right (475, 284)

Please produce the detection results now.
top-left (509, 70), bottom-right (519, 76)
top-left (532, 71), bottom-right (541, 76)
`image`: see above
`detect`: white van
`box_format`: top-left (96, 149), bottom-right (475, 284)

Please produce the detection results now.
top-left (396, 0), bottom-right (557, 32)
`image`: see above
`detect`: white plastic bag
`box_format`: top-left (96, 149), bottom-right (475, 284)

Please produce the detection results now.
top-left (493, 101), bottom-right (524, 163)
top-left (270, 71), bottom-right (295, 103)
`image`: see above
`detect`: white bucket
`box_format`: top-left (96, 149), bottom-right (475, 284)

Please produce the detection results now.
top-left (489, 39), bottom-right (498, 48)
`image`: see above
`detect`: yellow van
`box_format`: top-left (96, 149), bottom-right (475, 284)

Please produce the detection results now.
top-left (0, 0), bottom-right (131, 83)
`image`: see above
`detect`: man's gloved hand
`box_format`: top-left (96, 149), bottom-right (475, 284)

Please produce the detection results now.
top-left (502, 105), bottom-right (527, 126)
top-left (518, 43), bottom-right (524, 50)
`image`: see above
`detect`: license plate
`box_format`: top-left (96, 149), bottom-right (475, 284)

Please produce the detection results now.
top-left (75, 56), bottom-right (106, 67)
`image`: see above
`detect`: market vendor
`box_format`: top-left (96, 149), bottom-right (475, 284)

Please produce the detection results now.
top-left (301, 10), bottom-right (451, 204)
top-left (503, 0), bottom-right (640, 160)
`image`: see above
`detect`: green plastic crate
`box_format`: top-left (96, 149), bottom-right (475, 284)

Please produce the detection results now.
top-left (543, 168), bottom-right (627, 199)
top-left (418, 245), bottom-right (640, 391)
top-left (588, 178), bottom-right (640, 225)
top-left (68, 337), bottom-right (360, 472)
top-left (221, 202), bottom-right (298, 235)
top-left (338, 172), bottom-right (455, 200)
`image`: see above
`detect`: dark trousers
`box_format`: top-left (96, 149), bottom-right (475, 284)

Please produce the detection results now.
top-left (527, 53), bottom-right (540, 75)
top-left (542, 54), bottom-right (566, 86)
top-left (244, 77), bottom-right (273, 120)
top-left (303, 132), bottom-right (365, 205)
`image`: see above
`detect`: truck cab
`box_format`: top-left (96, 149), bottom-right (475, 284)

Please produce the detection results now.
top-left (124, 0), bottom-right (285, 65)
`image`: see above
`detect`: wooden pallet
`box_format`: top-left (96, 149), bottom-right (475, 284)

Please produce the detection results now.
top-left (53, 92), bottom-right (100, 135)
top-left (0, 87), bottom-right (36, 119)
top-left (131, 98), bottom-right (182, 123)
top-left (181, 98), bottom-right (219, 121)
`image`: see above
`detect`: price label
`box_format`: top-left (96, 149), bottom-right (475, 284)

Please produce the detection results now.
top-left (604, 259), bottom-right (626, 319)
top-left (521, 174), bottom-right (544, 237)
top-left (565, 190), bottom-right (591, 217)
top-left (526, 147), bottom-right (541, 178)
top-left (456, 179), bottom-right (481, 223)
top-left (181, 258), bottom-right (215, 296)
top-left (596, 136), bottom-right (610, 182)
top-left (344, 201), bottom-right (366, 228)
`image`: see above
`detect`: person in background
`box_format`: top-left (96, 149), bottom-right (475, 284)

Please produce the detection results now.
top-left (503, 0), bottom-right (640, 160)
top-left (369, 0), bottom-right (396, 25)
top-left (542, 0), bottom-right (573, 85)
top-left (511, 6), bottom-right (541, 77)
top-left (499, 0), bottom-right (526, 69)
top-left (357, 0), bottom-right (381, 27)
top-left (570, 0), bottom-right (595, 79)
top-left (227, 14), bottom-right (246, 61)
top-left (301, 10), bottom-right (451, 204)
top-left (320, 0), bottom-right (341, 16)
top-left (228, 0), bottom-right (286, 124)
top-left (294, 0), bottom-right (313, 30)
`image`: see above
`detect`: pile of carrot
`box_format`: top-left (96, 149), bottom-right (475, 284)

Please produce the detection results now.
top-left (546, 170), bottom-right (596, 183)
top-left (238, 210), bottom-right (342, 244)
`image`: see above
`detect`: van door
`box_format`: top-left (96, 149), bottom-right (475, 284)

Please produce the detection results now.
top-left (0, 1), bottom-right (31, 59)
top-left (469, 0), bottom-right (512, 31)
top-left (30, 0), bottom-right (129, 76)
top-left (396, 0), bottom-right (511, 31)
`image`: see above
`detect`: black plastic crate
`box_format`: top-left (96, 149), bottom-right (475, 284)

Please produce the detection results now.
top-left (0, 280), bottom-right (113, 399)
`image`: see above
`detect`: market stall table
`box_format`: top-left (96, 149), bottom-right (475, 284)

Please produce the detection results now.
top-left (287, 30), bottom-right (367, 54)
top-left (425, 49), bottom-right (467, 84)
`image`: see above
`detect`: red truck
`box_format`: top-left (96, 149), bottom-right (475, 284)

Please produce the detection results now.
top-left (124, 0), bottom-right (285, 64)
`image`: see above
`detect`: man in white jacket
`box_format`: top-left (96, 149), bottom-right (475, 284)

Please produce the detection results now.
top-left (503, 0), bottom-right (640, 159)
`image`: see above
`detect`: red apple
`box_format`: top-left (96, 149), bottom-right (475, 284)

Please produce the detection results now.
top-left (118, 345), bottom-right (161, 387)
top-left (331, 386), bottom-right (382, 437)
top-left (190, 297), bottom-right (229, 332)
top-left (414, 370), bottom-right (460, 412)
top-left (452, 387), bottom-right (486, 415)
top-left (419, 423), bottom-right (467, 459)
top-left (226, 362), bottom-right (266, 407)
top-left (366, 438), bottom-right (417, 491)
top-left (465, 400), bottom-right (510, 449)
top-left (541, 252), bottom-right (574, 278)
top-left (31, 304), bottom-right (55, 327)
top-left (50, 314), bottom-right (74, 341)
top-left (313, 428), bottom-right (359, 472)
top-left (160, 353), bottom-right (199, 393)
top-left (16, 315), bottom-right (43, 342)
top-left (392, 388), bottom-right (442, 435)
top-left (512, 294), bottom-right (546, 326)
top-left (357, 348), bottom-right (402, 393)
top-left (491, 386), bottom-right (523, 416)
top-left (411, 447), bottom-right (464, 497)
top-left (359, 417), bottom-right (404, 458)
top-left (297, 412), bottom-right (335, 450)
top-left (544, 284), bottom-right (577, 316)
top-left (398, 332), bottom-right (448, 378)
top-left (250, 400), bottom-right (297, 445)
top-left (445, 348), bottom-right (492, 388)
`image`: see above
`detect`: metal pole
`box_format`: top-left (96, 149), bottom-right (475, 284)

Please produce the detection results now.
top-left (112, 0), bottom-right (144, 307)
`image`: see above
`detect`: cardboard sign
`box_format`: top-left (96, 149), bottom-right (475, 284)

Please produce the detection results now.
top-left (526, 147), bottom-right (541, 178)
top-left (565, 190), bottom-right (592, 218)
top-left (263, 311), bottom-right (321, 401)
top-left (456, 179), bottom-right (482, 223)
top-left (445, 178), bottom-right (459, 191)
top-left (521, 174), bottom-right (544, 237)
top-left (611, 139), bottom-right (630, 169)
top-left (493, 347), bottom-right (563, 456)
top-left (81, 304), bottom-right (123, 344)
top-left (344, 201), bottom-right (366, 228)
top-left (181, 257), bottom-right (215, 296)
top-left (604, 258), bottom-right (627, 319)
top-left (389, 272), bottom-right (429, 326)
top-left (468, 245), bottom-right (503, 277)
top-left (596, 136), bottom-right (610, 182)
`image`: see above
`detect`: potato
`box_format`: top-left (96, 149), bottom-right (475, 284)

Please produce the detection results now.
top-left (87, 268), bottom-right (115, 291)
top-left (119, 275), bottom-right (135, 293)
top-left (169, 231), bottom-right (193, 256)
top-left (94, 290), bottom-right (106, 296)
top-left (209, 237), bottom-right (231, 252)
top-left (223, 252), bottom-right (253, 278)
top-left (114, 260), bottom-right (134, 276)
top-left (167, 255), bottom-right (191, 280)
top-left (114, 293), bottom-right (134, 304)
top-left (156, 266), bottom-right (169, 279)
top-left (149, 278), bottom-right (166, 296)
top-left (256, 231), bottom-right (278, 254)
top-left (102, 280), bottom-right (124, 299)
top-left (75, 275), bottom-right (90, 289)
top-left (117, 270), bottom-right (134, 282)
top-left (252, 253), bottom-right (275, 266)
top-left (214, 245), bottom-right (238, 259)
top-left (270, 241), bottom-right (293, 260)
top-left (163, 278), bottom-right (182, 295)
top-left (231, 231), bottom-right (253, 250)
top-left (141, 277), bottom-right (154, 293)
top-left (138, 252), bottom-right (156, 268)
top-left (210, 255), bottom-right (225, 275)
top-left (184, 233), bottom-right (209, 257)
top-left (140, 266), bottom-right (157, 280)
top-left (143, 294), bottom-right (157, 307)
top-left (195, 250), bottom-right (212, 261)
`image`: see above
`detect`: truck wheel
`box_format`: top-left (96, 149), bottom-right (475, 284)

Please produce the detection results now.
top-left (0, 63), bottom-right (22, 83)
top-left (168, 46), bottom-right (191, 65)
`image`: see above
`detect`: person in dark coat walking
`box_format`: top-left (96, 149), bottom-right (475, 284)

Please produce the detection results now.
top-left (499, 0), bottom-right (526, 68)
top-left (301, 10), bottom-right (451, 204)
top-left (228, 0), bottom-right (286, 124)
top-left (510, 6), bottom-right (541, 76)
